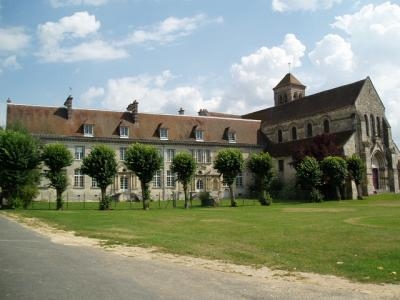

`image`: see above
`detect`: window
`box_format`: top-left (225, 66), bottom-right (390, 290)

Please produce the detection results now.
top-left (236, 172), bottom-right (243, 187)
top-left (277, 129), bottom-right (283, 143)
top-left (166, 149), bottom-right (175, 162)
top-left (160, 128), bottom-right (168, 140)
top-left (323, 119), bottom-right (330, 133)
top-left (196, 179), bottom-right (204, 191)
top-left (278, 160), bottom-right (284, 172)
top-left (191, 149), bottom-right (211, 163)
top-left (75, 146), bottom-right (84, 160)
top-left (228, 132), bottom-right (236, 143)
top-left (119, 147), bottom-right (127, 161)
top-left (376, 117), bottom-right (381, 137)
top-left (120, 175), bottom-right (128, 190)
top-left (195, 130), bottom-right (204, 141)
top-left (91, 178), bottom-right (99, 188)
top-left (152, 170), bottom-right (161, 188)
top-left (291, 126), bottom-right (297, 140)
top-left (370, 115), bottom-right (375, 137)
top-left (364, 115), bottom-right (369, 137)
top-left (166, 170), bottom-right (175, 187)
top-left (84, 124), bottom-right (94, 137)
top-left (120, 126), bottom-right (129, 138)
top-left (306, 123), bottom-right (313, 137)
top-left (74, 169), bottom-right (84, 188)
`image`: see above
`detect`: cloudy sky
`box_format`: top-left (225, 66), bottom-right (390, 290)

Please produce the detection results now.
top-left (1, 0), bottom-right (400, 141)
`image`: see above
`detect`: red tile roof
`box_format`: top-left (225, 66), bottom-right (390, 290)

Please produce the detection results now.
top-left (7, 104), bottom-right (266, 147)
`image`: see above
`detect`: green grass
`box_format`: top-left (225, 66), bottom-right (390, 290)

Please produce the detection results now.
top-left (3, 194), bottom-right (400, 284)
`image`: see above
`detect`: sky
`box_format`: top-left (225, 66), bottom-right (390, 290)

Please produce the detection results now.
top-left (1, 0), bottom-right (400, 141)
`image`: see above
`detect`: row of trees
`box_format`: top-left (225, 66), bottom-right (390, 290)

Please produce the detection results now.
top-left (0, 128), bottom-right (276, 210)
top-left (295, 154), bottom-right (365, 202)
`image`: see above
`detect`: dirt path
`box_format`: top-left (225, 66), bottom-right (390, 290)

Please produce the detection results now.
top-left (4, 213), bottom-right (400, 299)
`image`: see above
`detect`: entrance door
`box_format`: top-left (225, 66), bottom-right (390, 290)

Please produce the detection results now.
top-left (372, 168), bottom-right (379, 190)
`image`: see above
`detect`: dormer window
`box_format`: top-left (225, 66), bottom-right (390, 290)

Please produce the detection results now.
top-left (160, 127), bottom-right (168, 140)
top-left (120, 126), bottom-right (129, 138)
top-left (195, 130), bottom-right (204, 141)
top-left (228, 132), bottom-right (236, 143)
top-left (84, 124), bottom-right (94, 137)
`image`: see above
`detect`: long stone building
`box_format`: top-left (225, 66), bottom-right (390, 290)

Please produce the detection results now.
top-left (6, 73), bottom-right (400, 200)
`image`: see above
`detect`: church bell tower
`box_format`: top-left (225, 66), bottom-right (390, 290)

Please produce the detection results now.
top-left (273, 73), bottom-right (306, 106)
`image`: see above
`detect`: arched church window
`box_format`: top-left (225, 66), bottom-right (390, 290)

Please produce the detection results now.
top-left (306, 123), bottom-right (313, 137)
top-left (376, 116), bottom-right (381, 137)
top-left (279, 95), bottom-right (283, 104)
top-left (277, 129), bottom-right (283, 143)
top-left (291, 126), bottom-right (297, 140)
top-left (293, 92), bottom-right (298, 99)
top-left (323, 119), bottom-right (330, 133)
top-left (370, 114), bottom-right (376, 137)
top-left (364, 114), bottom-right (369, 137)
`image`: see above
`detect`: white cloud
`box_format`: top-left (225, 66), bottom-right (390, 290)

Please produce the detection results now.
top-left (120, 14), bottom-right (223, 47)
top-left (272, 0), bottom-right (342, 12)
top-left (230, 33), bottom-right (306, 108)
top-left (81, 71), bottom-right (221, 115)
top-left (37, 11), bottom-right (127, 62)
top-left (2, 55), bottom-right (21, 70)
top-left (308, 34), bottom-right (354, 72)
top-left (49, 0), bottom-right (108, 7)
top-left (0, 27), bottom-right (30, 52)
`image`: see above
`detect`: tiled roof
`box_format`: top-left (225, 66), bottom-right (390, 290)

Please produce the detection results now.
top-left (7, 104), bottom-right (266, 147)
top-left (243, 78), bottom-right (366, 125)
top-left (273, 73), bottom-right (305, 90)
top-left (266, 130), bottom-right (354, 157)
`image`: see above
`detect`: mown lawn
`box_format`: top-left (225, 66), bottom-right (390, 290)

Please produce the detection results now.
top-left (3, 194), bottom-right (400, 284)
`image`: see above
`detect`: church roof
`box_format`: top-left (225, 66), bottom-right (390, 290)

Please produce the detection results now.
top-left (273, 73), bottom-right (305, 90)
top-left (244, 78), bottom-right (367, 126)
top-left (267, 130), bottom-right (354, 157)
top-left (6, 103), bottom-right (266, 147)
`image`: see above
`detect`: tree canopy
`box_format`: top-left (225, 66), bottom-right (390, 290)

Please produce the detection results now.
top-left (346, 154), bottom-right (366, 199)
top-left (247, 152), bottom-right (274, 205)
top-left (81, 144), bottom-right (118, 210)
top-left (320, 156), bottom-right (348, 200)
top-left (125, 143), bottom-right (163, 210)
top-left (214, 148), bottom-right (244, 207)
top-left (42, 143), bottom-right (73, 209)
top-left (171, 151), bottom-right (197, 209)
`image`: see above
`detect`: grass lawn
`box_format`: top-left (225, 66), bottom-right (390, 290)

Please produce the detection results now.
top-left (3, 194), bottom-right (400, 284)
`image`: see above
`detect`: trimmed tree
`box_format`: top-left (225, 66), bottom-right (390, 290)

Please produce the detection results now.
top-left (42, 143), bottom-right (73, 210)
top-left (247, 152), bottom-right (274, 205)
top-left (320, 156), bottom-right (348, 200)
top-left (0, 129), bottom-right (41, 208)
top-left (171, 151), bottom-right (197, 209)
top-left (213, 149), bottom-right (244, 207)
top-left (125, 143), bottom-right (163, 210)
top-left (346, 154), bottom-right (366, 200)
top-left (81, 145), bottom-right (118, 210)
top-left (295, 156), bottom-right (323, 202)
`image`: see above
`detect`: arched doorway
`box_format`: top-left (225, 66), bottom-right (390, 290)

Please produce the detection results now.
top-left (371, 152), bottom-right (385, 191)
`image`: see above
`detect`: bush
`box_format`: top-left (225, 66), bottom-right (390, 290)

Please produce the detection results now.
top-left (99, 195), bottom-right (113, 210)
top-left (309, 188), bottom-right (324, 203)
top-left (199, 192), bottom-right (219, 207)
top-left (259, 192), bottom-right (273, 206)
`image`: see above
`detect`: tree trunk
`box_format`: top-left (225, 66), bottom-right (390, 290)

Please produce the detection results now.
top-left (141, 181), bottom-right (150, 210)
top-left (335, 185), bottom-right (342, 200)
top-left (56, 189), bottom-right (63, 210)
top-left (229, 184), bottom-right (237, 207)
top-left (356, 183), bottom-right (363, 200)
top-left (99, 187), bottom-right (108, 210)
top-left (183, 183), bottom-right (189, 209)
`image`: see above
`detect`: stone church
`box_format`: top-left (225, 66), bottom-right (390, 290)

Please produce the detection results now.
top-left (6, 73), bottom-right (400, 200)
top-left (244, 73), bottom-right (400, 197)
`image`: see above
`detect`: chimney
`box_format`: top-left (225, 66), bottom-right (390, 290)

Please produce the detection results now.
top-left (127, 100), bottom-right (139, 123)
top-left (64, 95), bottom-right (73, 119)
top-left (198, 109), bottom-right (208, 116)
top-left (178, 107), bottom-right (185, 115)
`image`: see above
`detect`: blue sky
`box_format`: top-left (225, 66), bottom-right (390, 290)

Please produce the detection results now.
top-left (1, 0), bottom-right (400, 141)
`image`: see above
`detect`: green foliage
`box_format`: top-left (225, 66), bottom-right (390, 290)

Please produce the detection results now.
top-left (347, 154), bottom-right (366, 185)
top-left (171, 151), bottom-right (197, 208)
top-left (125, 143), bottom-right (163, 210)
top-left (0, 129), bottom-right (41, 207)
top-left (81, 145), bottom-right (118, 210)
top-left (320, 156), bottom-right (348, 200)
top-left (247, 152), bottom-right (274, 205)
top-left (295, 156), bottom-right (324, 202)
top-left (213, 148), bottom-right (244, 207)
top-left (42, 143), bottom-right (73, 210)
